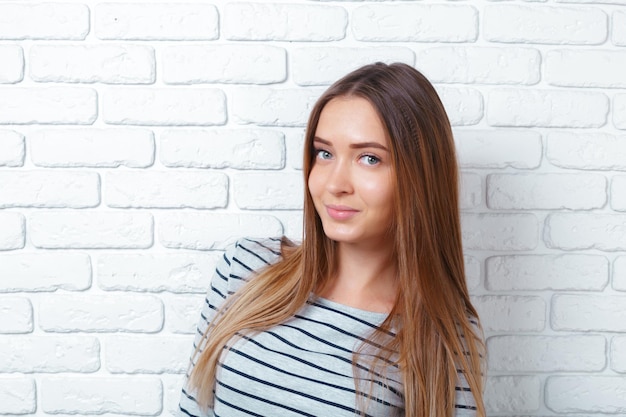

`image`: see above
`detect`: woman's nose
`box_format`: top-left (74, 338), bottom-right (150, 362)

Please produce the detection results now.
top-left (325, 159), bottom-right (353, 195)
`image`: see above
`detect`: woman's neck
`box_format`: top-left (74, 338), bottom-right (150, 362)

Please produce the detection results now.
top-left (318, 241), bottom-right (398, 314)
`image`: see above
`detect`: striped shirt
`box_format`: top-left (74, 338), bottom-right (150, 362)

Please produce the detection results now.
top-left (179, 238), bottom-right (478, 417)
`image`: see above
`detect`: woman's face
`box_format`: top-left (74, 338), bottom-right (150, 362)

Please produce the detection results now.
top-left (308, 96), bottom-right (396, 250)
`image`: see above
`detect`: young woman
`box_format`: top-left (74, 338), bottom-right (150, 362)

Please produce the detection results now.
top-left (179, 63), bottom-right (485, 417)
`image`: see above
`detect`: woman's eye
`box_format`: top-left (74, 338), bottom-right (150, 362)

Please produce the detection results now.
top-left (316, 149), bottom-right (332, 160)
top-left (360, 155), bottom-right (380, 166)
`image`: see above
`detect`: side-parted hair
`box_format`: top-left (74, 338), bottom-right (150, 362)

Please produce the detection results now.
top-left (189, 62), bottom-right (485, 417)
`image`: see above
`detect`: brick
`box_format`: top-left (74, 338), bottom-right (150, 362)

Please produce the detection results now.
top-left (436, 87), bottom-right (483, 126)
top-left (274, 211), bottom-right (304, 241)
top-left (417, 47), bottom-right (540, 85)
top-left (39, 295), bottom-right (163, 333)
top-left (0, 377), bottom-right (35, 414)
top-left (0, 45), bottom-right (23, 83)
top-left (0, 297), bottom-right (32, 333)
top-left (547, 131), bottom-right (626, 170)
top-left (487, 89), bottom-right (608, 128)
top-left (545, 213), bottom-right (626, 251)
top-left (291, 47), bottom-right (414, 86)
top-left (0, 336), bottom-right (99, 372)
top-left (546, 49), bottom-right (626, 88)
top-left (95, 3), bottom-right (218, 40)
top-left (0, 130), bottom-right (24, 167)
top-left (159, 213), bottom-right (283, 250)
top-left (232, 87), bottom-right (323, 127)
top-left (487, 173), bottom-right (606, 210)
top-left (484, 4), bottom-right (607, 44)
top-left (0, 3), bottom-right (89, 40)
top-left (473, 296), bottom-right (545, 332)
top-left (612, 176), bottom-right (626, 211)
top-left (559, 0), bottom-right (626, 5)
top-left (41, 376), bottom-right (162, 414)
top-left (163, 45), bottom-right (286, 85)
top-left (0, 87), bottom-right (97, 125)
top-left (160, 129), bottom-right (285, 170)
top-left (464, 256), bottom-right (480, 290)
top-left (552, 294), bottom-right (626, 332)
top-left (615, 256), bottom-right (626, 291)
top-left (285, 128), bottom-right (305, 170)
top-left (30, 44), bottom-right (155, 84)
top-left (29, 211), bottom-right (153, 249)
top-left (0, 253), bottom-right (91, 292)
top-left (106, 335), bottom-right (190, 373)
top-left (546, 376), bottom-right (626, 413)
top-left (234, 172), bottom-right (304, 210)
top-left (104, 88), bottom-right (226, 126)
top-left (485, 376), bottom-right (541, 414)
top-left (615, 94), bottom-right (626, 129)
top-left (0, 212), bottom-right (24, 250)
top-left (105, 171), bottom-right (228, 209)
top-left (460, 173), bottom-right (481, 209)
top-left (614, 11), bottom-right (626, 46)
top-left (224, 2), bottom-right (347, 41)
top-left (0, 171), bottom-right (100, 208)
top-left (352, 4), bottom-right (477, 42)
top-left (166, 295), bottom-right (205, 334)
top-left (461, 213), bottom-right (539, 251)
top-left (163, 374), bottom-right (187, 415)
top-left (98, 252), bottom-right (220, 293)
top-left (611, 336), bottom-right (626, 372)
top-left (30, 128), bottom-right (154, 168)
top-left (454, 129), bottom-right (542, 169)
top-left (488, 335), bottom-right (605, 372)
top-left (487, 255), bottom-right (608, 291)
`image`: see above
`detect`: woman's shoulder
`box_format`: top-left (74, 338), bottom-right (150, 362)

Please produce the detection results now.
top-left (225, 237), bottom-right (287, 279)
top-left (465, 313), bottom-right (483, 341)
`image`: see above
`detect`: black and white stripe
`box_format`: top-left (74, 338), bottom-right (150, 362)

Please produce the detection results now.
top-left (179, 238), bottom-right (478, 417)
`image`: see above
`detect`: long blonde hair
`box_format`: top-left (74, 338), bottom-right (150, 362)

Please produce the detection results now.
top-left (189, 62), bottom-right (485, 417)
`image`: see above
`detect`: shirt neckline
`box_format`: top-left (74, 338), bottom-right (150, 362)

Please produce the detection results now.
top-left (310, 295), bottom-right (391, 321)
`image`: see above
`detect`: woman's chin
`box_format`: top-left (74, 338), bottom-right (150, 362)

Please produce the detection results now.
top-left (322, 228), bottom-right (359, 244)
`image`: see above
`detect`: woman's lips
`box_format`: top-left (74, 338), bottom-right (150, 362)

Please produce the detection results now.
top-left (325, 205), bottom-right (359, 220)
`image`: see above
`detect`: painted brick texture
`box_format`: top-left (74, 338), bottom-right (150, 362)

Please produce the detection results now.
top-left (0, 1), bottom-right (623, 416)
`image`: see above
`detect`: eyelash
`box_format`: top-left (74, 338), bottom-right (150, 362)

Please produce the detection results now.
top-left (314, 148), bottom-right (381, 166)
top-left (360, 154), bottom-right (380, 166)
top-left (315, 149), bottom-right (332, 160)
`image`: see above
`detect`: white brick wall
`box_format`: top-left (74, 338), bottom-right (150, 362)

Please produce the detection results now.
top-left (94, 3), bottom-right (219, 40)
top-left (103, 88), bottom-right (227, 126)
top-left (29, 128), bottom-right (155, 168)
top-left (0, 45), bottom-right (24, 84)
top-left (352, 4), bottom-right (478, 42)
top-left (0, 377), bottom-right (36, 414)
top-left (223, 3), bottom-right (347, 41)
top-left (30, 44), bottom-right (156, 84)
top-left (483, 4), bottom-right (608, 45)
top-left (487, 89), bottom-right (609, 128)
top-left (0, 87), bottom-right (98, 124)
top-left (0, 1), bottom-right (624, 415)
top-left (41, 376), bottom-right (162, 414)
top-left (0, 3), bottom-right (89, 40)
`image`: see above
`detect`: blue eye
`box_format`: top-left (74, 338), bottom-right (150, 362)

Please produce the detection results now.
top-left (360, 155), bottom-right (380, 166)
top-left (316, 149), bottom-right (332, 160)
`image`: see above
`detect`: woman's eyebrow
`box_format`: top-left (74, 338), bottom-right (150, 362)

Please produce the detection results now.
top-left (313, 137), bottom-right (331, 145)
top-left (350, 142), bottom-right (389, 151)
top-left (313, 137), bottom-right (389, 152)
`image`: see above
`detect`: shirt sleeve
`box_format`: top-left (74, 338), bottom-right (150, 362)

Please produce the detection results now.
top-left (178, 242), bottom-right (239, 417)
